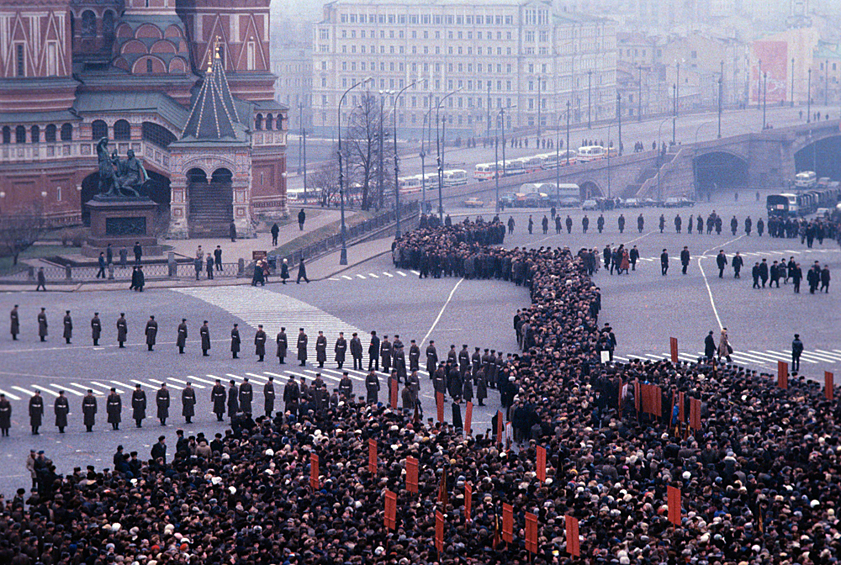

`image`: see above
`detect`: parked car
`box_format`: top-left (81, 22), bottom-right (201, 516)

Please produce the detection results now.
top-left (464, 197), bottom-right (484, 208)
top-left (624, 198), bottom-right (643, 208)
top-left (664, 196), bottom-right (694, 208)
top-left (582, 199), bottom-right (599, 210)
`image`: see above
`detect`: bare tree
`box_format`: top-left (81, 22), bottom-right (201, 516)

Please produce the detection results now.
top-left (344, 93), bottom-right (394, 210)
top-left (309, 157), bottom-right (340, 206)
top-left (0, 206), bottom-right (46, 266)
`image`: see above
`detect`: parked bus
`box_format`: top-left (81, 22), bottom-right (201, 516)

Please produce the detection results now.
top-left (576, 145), bottom-right (606, 162)
top-left (443, 169), bottom-right (469, 187)
top-left (474, 162), bottom-right (498, 181)
top-left (512, 155), bottom-right (543, 174)
top-left (794, 170), bottom-right (817, 189)
top-left (766, 193), bottom-right (807, 217)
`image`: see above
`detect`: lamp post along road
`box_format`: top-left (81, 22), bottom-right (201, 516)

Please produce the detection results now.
top-left (555, 104), bottom-right (571, 205)
top-left (435, 87), bottom-right (462, 223)
top-left (337, 77), bottom-right (372, 266)
top-left (807, 68), bottom-right (812, 123)
top-left (762, 72), bottom-right (768, 130)
top-left (656, 117), bottom-right (671, 203)
top-left (392, 80), bottom-right (417, 238)
top-left (494, 104), bottom-right (516, 214)
top-left (606, 117), bottom-right (619, 198)
top-left (718, 61), bottom-right (724, 139)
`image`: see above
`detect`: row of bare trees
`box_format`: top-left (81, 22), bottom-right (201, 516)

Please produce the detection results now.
top-left (309, 94), bottom-right (397, 210)
top-left (0, 205), bottom-right (45, 266)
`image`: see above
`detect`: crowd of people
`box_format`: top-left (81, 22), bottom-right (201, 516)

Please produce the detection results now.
top-left (3, 220), bottom-right (841, 565)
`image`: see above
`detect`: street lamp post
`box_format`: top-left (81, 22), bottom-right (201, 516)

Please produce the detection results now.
top-left (435, 87), bottom-right (462, 223)
top-left (616, 92), bottom-right (622, 155)
top-left (494, 104), bottom-right (515, 214)
top-left (566, 100), bottom-right (571, 165)
top-left (672, 84), bottom-right (677, 145)
top-left (807, 68), bottom-right (812, 123)
top-left (718, 60), bottom-right (724, 139)
top-left (536, 76), bottom-right (542, 141)
top-left (337, 77), bottom-right (372, 265)
top-left (656, 117), bottom-right (671, 202)
top-left (606, 117), bottom-right (619, 198)
top-left (420, 97), bottom-right (434, 215)
top-left (555, 104), bottom-right (571, 203)
top-left (791, 58), bottom-right (796, 108)
top-left (762, 72), bottom-right (768, 130)
top-left (637, 65), bottom-right (643, 122)
top-left (587, 70), bottom-right (593, 129)
top-left (391, 80), bottom-right (417, 239)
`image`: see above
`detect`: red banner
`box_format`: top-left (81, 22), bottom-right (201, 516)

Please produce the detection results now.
top-left (525, 512), bottom-right (538, 554)
top-left (438, 469), bottom-right (448, 505)
top-left (390, 377), bottom-right (398, 409)
top-left (689, 398), bottom-right (701, 430)
top-left (464, 482), bottom-right (472, 523)
top-left (406, 456), bottom-right (418, 493)
top-left (496, 410), bottom-right (504, 446)
top-left (668, 486), bottom-right (681, 526)
top-left (536, 445), bottom-right (547, 483)
top-left (464, 401), bottom-right (473, 435)
top-left (640, 384), bottom-right (662, 417)
top-left (309, 453), bottom-right (319, 490)
top-left (502, 503), bottom-right (514, 544)
top-left (778, 360), bottom-right (788, 389)
top-left (678, 391), bottom-right (685, 423)
top-left (565, 515), bottom-right (580, 557)
top-left (827, 371), bottom-right (834, 401)
top-left (436, 392), bottom-right (445, 423)
top-left (670, 337), bottom-right (678, 363)
top-left (368, 438), bottom-right (377, 476)
top-left (634, 380), bottom-right (640, 413)
top-left (435, 511), bottom-right (444, 553)
top-left (384, 489), bottom-right (397, 530)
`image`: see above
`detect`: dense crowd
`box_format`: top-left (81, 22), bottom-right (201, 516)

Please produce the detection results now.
top-left (3, 220), bottom-right (841, 565)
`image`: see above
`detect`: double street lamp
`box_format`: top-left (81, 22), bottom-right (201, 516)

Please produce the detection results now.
top-left (494, 104), bottom-right (516, 214)
top-left (435, 87), bottom-right (462, 223)
top-left (554, 102), bottom-right (571, 206)
top-left (337, 76), bottom-right (372, 265)
top-left (389, 80), bottom-right (418, 238)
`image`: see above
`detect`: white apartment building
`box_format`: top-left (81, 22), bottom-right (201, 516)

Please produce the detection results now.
top-left (312, 0), bottom-right (617, 139)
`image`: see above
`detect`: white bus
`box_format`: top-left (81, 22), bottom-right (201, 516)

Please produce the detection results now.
top-left (474, 162), bottom-right (498, 181)
top-left (537, 150), bottom-right (577, 169)
top-left (443, 169), bottom-right (469, 187)
top-left (398, 175), bottom-right (423, 194)
top-left (512, 155), bottom-right (543, 174)
top-left (794, 170), bottom-right (817, 189)
top-left (577, 145), bottom-right (606, 162)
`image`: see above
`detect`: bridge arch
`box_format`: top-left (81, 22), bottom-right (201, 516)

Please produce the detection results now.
top-left (578, 180), bottom-right (603, 199)
top-left (693, 151), bottom-right (748, 196)
top-left (794, 135), bottom-right (841, 180)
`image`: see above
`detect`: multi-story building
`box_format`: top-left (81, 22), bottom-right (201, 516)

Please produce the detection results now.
top-left (272, 19), bottom-right (313, 132)
top-left (311, 0), bottom-right (617, 139)
top-left (0, 0), bottom-right (288, 236)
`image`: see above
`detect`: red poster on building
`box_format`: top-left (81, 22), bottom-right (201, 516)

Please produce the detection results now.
top-left (668, 486), bottom-right (681, 526)
top-left (565, 515), bottom-right (580, 557)
top-left (406, 456), bottom-right (418, 493)
top-left (536, 445), bottom-right (547, 483)
top-left (368, 438), bottom-right (377, 476)
top-left (525, 512), bottom-right (538, 554)
top-left (464, 482), bottom-right (472, 523)
top-left (826, 371), bottom-right (834, 401)
top-left (435, 511), bottom-right (444, 553)
top-left (309, 453), bottom-right (319, 490)
top-left (751, 40), bottom-right (789, 104)
top-left (464, 401), bottom-right (473, 435)
top-left (502, 503), bottom-right (514, 544)
top-left (778, 360), bottom-right (788, 389)
top-left (384, 489), bottom-right (397, 530)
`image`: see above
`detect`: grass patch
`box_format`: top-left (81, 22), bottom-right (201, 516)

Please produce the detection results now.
top-left (0, 244), bottom-right (69, 276)
top-left (270, 211), bottom-right (377, 257)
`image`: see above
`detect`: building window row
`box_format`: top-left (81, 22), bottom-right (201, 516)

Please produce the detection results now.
top-left (2, 123), bottom-right (73, 144)
top-left (339, 13), bottom-right (515, 26)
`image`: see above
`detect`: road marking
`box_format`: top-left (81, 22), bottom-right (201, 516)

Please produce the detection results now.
top-left (411, 270), bottom-right (420, 275)
top-left (32, 385), bottom-right (59, 397)
top-left (815, 349), bottom-right (841, 361)
top-left (328, 278), bottom-right (340, 281)
top-left (110, 380), bottom-right (133, 392)
top-left (69, 382), bottom-right (94, 394)
top-left (697, 234), bottom-right (745, 330)
top-left (745, 350), bottom-right (785, 363)
top-left (302, 369), bottom-right (342, 382)
top-left (421, 277), bottom-right (465, 346)
top-left (182, 375), bottom-right (215, 386)
top-left (342, 275), bottom-right (353, 280)
top-left (0, 389), bottom-right (21, 401)
top-left (790, 350), bottom-right (836, 363)
top-left (368, 273), bottom-right (379, 278)
top-left (169, 377), bottom-right (204, 389)
top-left (53, 384), bottom-right (83, 396)
top-left (245, 372), bottom-right (268, 383)
top-left (382, 272), bottom-right (394, 277)
top-left (396, 271), bottom-right (407, 277)
top-left (89, 381), bottom-right (121, 393)
top-left (319, 367), bottom-right (365, 382)
top-left (11, 386), bottom-right (33, 397)
top-left (356, 274), bottom-right (367, 279)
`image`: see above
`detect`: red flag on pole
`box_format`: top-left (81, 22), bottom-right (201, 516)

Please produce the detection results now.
top-left (464, 482), bottom-right (472, 523)
top-left (536, 445), bottom-right (547, 483)
top-left (778, 360), bottom-right (788, 389)
top-left (670, 337), bottom-right (679, 363)
top-left (496, 410), bottom-right (504, 446)
top-left (438, 468), bottom-right (448, 505)
top-left (435, 511), bottom-right (444, 554)
top-left (678, 391), bottom-right (685, 423)
top-left (502, 503), bottom-right (514, 544)
top-left (689, 398), bottom-right (701, 430)
top-left (389, 377), bottom-right (398, 409)
top-left (309, 453), bottom-right (319, 490)
top-left (826, 371), bottom-right (834, 401)
top-left (634, 380), bottom-right (641, 413)
top-left (368, 438), bottom-right (377, 476)
top-left (436, 392), bottom-right (445, 423)
top-left (464, 401), bottom-right (473, 435)
top-left (525, 512), bottom-right (538, 554)
top-left (668, 485), bottom-right (681, 526)
top-left (405, 456), bottom-right (418, 493)
top-left (565, 515), bottom-right (580, 557)
top-left (384, 489), bottom-right (397, 530)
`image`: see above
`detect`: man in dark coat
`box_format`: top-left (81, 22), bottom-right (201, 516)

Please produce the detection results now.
top-left (116, 313), bottom-right (127, 348)
top-left (37, 308), bottom-right (48, 342)
top-left (227, 380), bottom-right (239, 421)
top-left (335, 332), bottom-right (347, 369)
top-left (156, 383), bottom-right (170, 425)
top-left (759, 258), bottom-right (769, 288)
top-left (131, 384), bottom-right (146, 427)
top-left (276, 327), bottom-right (288, 363)
top-left (254, 324), bottom-right (267, 361)
top-left (0, 394), bottom-right (10, 436)
top-left (297, 328), bottom-right (308, 366)
top-left (447, 363), bottom-right (462, 401)
top-left (271, 222), bottom-right (279, 245)
top-left (350, 332), bottom-right (363, 370)
top-left (368, 331), bottom-right (380, 370)
top-left (365, 370), bottom-right (380, 404)
top-left (408, 339), bottom-right (421, 372)
top-left (296, 257), bottom-right (309, 283)
top-left (239, 377), bottom-right (253, 416)
top-left (231, 323), bottom-right (241, 358)
top-left (91, 312), bottom-right (102, 345)
top-left (680, 246), bottom-right (691, 275)
top-left (704, 331), bottom-right (717, 361)
top-left (732, 252), bottom-right (743, 278)
top-left (63, 310), bottom-right (73, 344)
top-left (176, 318), bottom-right (188, 354)
top-left (106, 387), bottom-right (121, 430)
top-left (283, 376), bottom-right (299, 414)
top-left (200, 320), bottom-right (211, 356)
top-left (315, 330), bottom-right (327, 368)
top-left (211, 379), bottom-right (226, 421)
top-left (716, 250), bottom-right (727, 278)
top-left (10, 304), bottom-right (20, 340)
top-left (791, 334), bottom-right (804, 372)
top-left (82, 390), bottom-right (97, 432)
top-left (380, 335), bottom-right (392, 373)
top-left (821, 265), bottom-right (831, 293)
top-left (475, 368), bottom-right (488, 406)
top-left (792, 262), bottom-right (803, 293)
top-left (182, 382), bottom-right (196, 423)
top-left (29, 391), bottom-right (44, 434)
top-left (263, 376), bottom-right (275, 418)
top-left (151, 436), bottom-right (166, 462)
top-left (458, 344), bottom-right (470, 379)
top-left (426, 341), bottom-right (439, 377)
top-left (339, 372), bottom-right (353, 400)
top-left (54, 391), bottom-right (68, 433)
top-left (145, 315), bottom-right (158, 351)
top-left (660, 249), bottom-right (669, 276)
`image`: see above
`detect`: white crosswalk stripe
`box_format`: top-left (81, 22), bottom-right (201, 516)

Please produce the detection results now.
top-left (11, 386), bottom-right (33, 397)
top-left (90, 381), bottom-right (122, 393)
top-left (382, 272), bottom-right (394, 277)
top-left (169, 377), bottom-right (204, 389)
top-left (0, 388), bottom-right (21, 401)
top-left (57, 384), bottom-right (83, 396)
top-left (396, 271), bottom-right (407, 277)
top-left (815, 349), bottom-right (841, 361)
top-left (368, 273), bottom-right (379, 278)
top-left (356, 274), bottom-right (366, 279)
top-left (32, 385), bottom-right (59, 397)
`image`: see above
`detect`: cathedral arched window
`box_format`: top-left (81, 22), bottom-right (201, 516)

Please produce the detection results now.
top-left (266, 114), bottom-right (274, 130)
top-left (60, 123), bottom-right (73, 141)
top-left (16, 126), bottom-right (26, 143)
top-left (30, 125), bottom-right (40, 143)
top-left (255, 114), bottom-right (263, 130)
top-left (114, 120), bottom-right (131, 140)
top-left (81, 11), bottom-right (96, 37)
top-left (91, 120), bottom-right (108, 140)
top-left (45, 124), bottom-right (57, 143)
top-left (2, 126), bottom-right (10, 144)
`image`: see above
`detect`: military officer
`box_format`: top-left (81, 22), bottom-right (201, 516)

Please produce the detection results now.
top-left (239, 377), bottom-right (253, 416)
top-left (82, 389), bottom-right (97, 432)
top-left (91, 312), bottom-right (102, 346)
top-left (131, 384), bottom-right (146, 428)
top-left (350, 332), bottom-right (363, 370)
top-left (380, 335), bottom-right (392, 373)
top-left (156, 383), bottom-right (170, 426)
top-left (231, 323), bottom-right (241, 359)
top-left (276, 327), bottom-right (287, 364)
top-left (297, 328), bottom-right (308, 366)
top-left (10, 305), bottom-right (19, 341)
top-left (365, 370), bottom-right (380, 404)
top-left (63, 310), bottom-right (73, 344)
top-left (227, 380), bottom-right (239, 420)
top-left (29, 390), bottom-right (44, 434)
top-left (37, 308), bottom-right (48, 342)
top-left (254, 324), bottom-right (267, 361)
top-left (54, 390), bottom-right (68, 433)
top-left (339, 372), bottom-right (353, 400)
top-left (263, 376), bottom-right (275, 418)
top-left (182, 382), bottom-right (196, 424)
top-left (368, 330), bottom-right (380, 371)
top-left (176, 318), bottom-right (188, 354)
top-left (200, 320), bottom-right (211, 356)
top-left (211, 379), bottom-right (226, 421)
top-left (106, 387), bottom-right (121, 430)
top-left (457, 345), bottom-right (470, 379)
top-left (334, 331), bottom-right (347, 369)
top-left (408, 339), bottom-right (421, 372)
top-left (0, 394), bottom-right (11, 436)
top-left (145, 315), bottom-right (158, 351)
top-left (116, 313), bottom-right (128, 348)
top-left (315, 330), bottom-right (327, 368)
top-left (283, 376), bottom-right (299, 415)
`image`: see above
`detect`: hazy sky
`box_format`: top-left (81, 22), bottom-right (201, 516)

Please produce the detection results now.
top-left (273, 0), bottom-right (322, 21)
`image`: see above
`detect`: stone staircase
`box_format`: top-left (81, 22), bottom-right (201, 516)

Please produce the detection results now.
top-left (637, 148), bottom-right (684, 198)
top-left (622, 160), bottom-right (661, 198)
top-left (188, 183), bottom-right (233, 238)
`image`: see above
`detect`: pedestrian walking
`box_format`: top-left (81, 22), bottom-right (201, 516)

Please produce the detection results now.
top-left (29, 391), bottom-right (44, 434)
top-left (37, 308), bottom-right (48, 342)
top-left (716, 250), bottom-right (728, 278)
top-left (200, 320), bottom-right (211, 356)
top-left (182, 382), bottom-right (196, 423)
top-left (296, 257), bottom-right (309, 283)
top-left (297, 208), bottom-right (306, 230)
top-left (10, 305), bottom-right (19, 341)
top-left (271, 223), bottom-right (280, 246)
top-left (791, 334), bottom-right (804, 372)
top-left (254, 324), bottom-right (267, 361)
top-left (680, 246), bottom-right (690, 275)
top-left (717, 328), bottom-right (732, 363)
top-left (280, 258), bottom-right (290, 284)
top-left (54, 391), bottom-right (68, 433)
top-left (132, 384), bottom-right (146, 427)
top-left (35, 267), bottom-right (46, 291)
top-left (96, 252), bottom-right (107, 278)
top-left (156, 383), bottom-right (170, 425)
top-left (820, 265), bottom-right (831, 293)
top-left (82, 389), bottom-right (97, 432)
top-left (229, 220), bottom-right (237, 242)
top-left (660, 249), bottom-right (669, 276)
top-left (145, 315), bottom-right (158, 351)
top-left (133, 241), bottom-right (143, 264)
top-left (704, 331), bottom-right (716, 361)
top-left (732, 252), bottom-right (743, 278)
top-left (107, 387), bottom-right (121, 430)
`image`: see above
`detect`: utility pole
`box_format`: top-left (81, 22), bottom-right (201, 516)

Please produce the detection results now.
top-left (807, 68), bottom-right (812, 123)
top-left (762, 72), bottom-right (768, 130)
top-left (637, 65), bottom-right (642, 122)
top-left (501, 107), bottom-right (507, 176)
top-left (587, 70), bottom-right (592, 129)
top-left (757, 58), bottom-right (762, 109)
top-left (718, 61), bottom-right (723, 139)
top-left (826, 60), bottom-right (829, 106)
top-left (617, 92), bottom-right (622, 155)
top-left (566, 100), bottom-right (571, 165)
top-left (377, 93), bottom-right (385, 211)
top-left (791, 58), bottom-right (795, 108)
top-left (676, 62), bottom-right (681, 119)
top-left (672, 84), bottom-right (677, 145)
top-left (486, 81), bottom-right (491, 142)
top-left (302, 116), bottom-right (307, 204)
top-left (536, 76), bottom-right (541, 140)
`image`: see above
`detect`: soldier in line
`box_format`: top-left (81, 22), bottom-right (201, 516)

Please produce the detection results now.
top-left (200, 321), bottom-right (211, 356)
top-left (0, 394), bottom-right (11, 436)
top-left (106, 387), bottom-right (121, 430)
top-left (91, 312), bottom-right (101, 346)
top-left (380, 335), bottom-right (392, 374)
top-left (368, 330), bottom-right (380, 371)
top-left (283, 376), bottom-right (299, 415)
top-left (315, 330), bottom-right (327, 368)
top-left (276, 327), bottom-right (287, 364)
top-left (263, 376), bottom-right (275, 418)
top-left (182, 382), bottom-right (196, 424)
top-left (211, 379), bottom-right (226, 422)
top-left (297, 328), bottom-right (308, 367)
top-left (176, 318), bottom-right (188, 354)
top-left (231, 323), bottom-right (241, 359)
top-left (29, 390), bottom-right (44, 435)
top-left (63, 310), bottom-right (73, 344)
top-left (426, 341), bottom-right (439, 377)
top-left (227, 380), bottom-right (239, 422)
top-left (338, 372), bottom-right (352, 400)
top-left (145, 315), bottom-right (158, 351)
top-left (10, 305), bottom-right (20, 340)
top-left (37, 308), bottom-right (48, 342)
top-left (82, 389), bottom-right (97, 432)
top-left (54, 390), bottom-right (68, 433)
top-left (365, 370), bottom-right (380, 404)
top-left (116, 313), bottom-right (128, 348)
top-left (254, 324), bottom-right (267, 361)
top-left (239, 377), bottom-right (253, 417)
top-left (156, 383), bottom-right (170, 426)
top-left (334, 331), bottom-right (347, 369)
top-left (131, 384), bottom-right (146, 428)
top-left (350, 332), bottom-right (363, 371)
